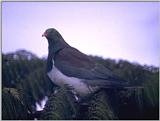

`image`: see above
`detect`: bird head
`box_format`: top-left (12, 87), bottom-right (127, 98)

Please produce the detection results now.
top-left (42, 28), bottom-right (58, 37)
top-left (42, 28), bottom-right (63, 41)
top-left (42, 28), bottom-right (69, 49)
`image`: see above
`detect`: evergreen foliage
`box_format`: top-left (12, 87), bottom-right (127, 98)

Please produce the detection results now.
top-left (88, 91), bottom-right (117, 119)
top-left (40, 86), bottom-right (77, 120)
top-left (2, 88), bottom-right (29, 120)
top-left (2, 50), bottom-right (159, 120)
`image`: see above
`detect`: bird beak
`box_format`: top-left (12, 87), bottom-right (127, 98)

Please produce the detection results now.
top-left (42, 32), bottom-right (47, 37)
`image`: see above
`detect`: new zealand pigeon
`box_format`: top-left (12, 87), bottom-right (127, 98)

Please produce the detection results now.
top-left (42, 28), bottom-right (129, 97)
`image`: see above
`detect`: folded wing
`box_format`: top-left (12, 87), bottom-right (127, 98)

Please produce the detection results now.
top-left (54, 47), bottom-right (128, 87)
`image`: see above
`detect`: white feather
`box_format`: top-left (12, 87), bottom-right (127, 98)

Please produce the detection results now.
top-left (47, 60), bottom-right (97, 96)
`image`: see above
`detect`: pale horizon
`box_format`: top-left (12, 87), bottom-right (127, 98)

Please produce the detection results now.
top-left (2, 2), bottom-right (159, 67)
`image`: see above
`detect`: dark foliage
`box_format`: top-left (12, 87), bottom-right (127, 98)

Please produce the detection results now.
top-left (40, 86), bottom-right (77, 120)
top-left (2, 88), bottom-right (29, 120)
top-left (2, 50), bottom-right (159, 120)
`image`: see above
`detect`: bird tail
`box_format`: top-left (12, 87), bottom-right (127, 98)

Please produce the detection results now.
top-left (103, 81), bottom-right (144, 89)
top-left (101, 78), bottom-right (144, 89)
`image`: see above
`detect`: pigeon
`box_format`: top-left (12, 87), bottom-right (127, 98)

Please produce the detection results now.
top-left (42, 28), bottom-right (130, 97)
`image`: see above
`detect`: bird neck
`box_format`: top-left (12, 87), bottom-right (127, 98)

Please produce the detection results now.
top-left (47, 38), bottom-right (70, 72)
top-left (48, 38), bottom-right (69, 54)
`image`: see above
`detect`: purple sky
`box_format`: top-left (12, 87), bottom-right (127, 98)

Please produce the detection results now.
top-left (2, 2), bottom-right (159, 66)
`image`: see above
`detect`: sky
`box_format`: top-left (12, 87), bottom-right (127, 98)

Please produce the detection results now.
top-left (2, 2), bottom-right (159, 67)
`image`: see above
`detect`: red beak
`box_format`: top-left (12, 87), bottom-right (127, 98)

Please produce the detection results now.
top-left (42, 32), bottom-right (47, 37)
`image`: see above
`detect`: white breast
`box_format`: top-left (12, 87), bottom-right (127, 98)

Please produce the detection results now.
top-left (47, 60), bottom-right (96, 96)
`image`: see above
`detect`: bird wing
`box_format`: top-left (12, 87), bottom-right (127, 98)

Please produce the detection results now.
top-left (54, 47), bottom-right (127, 87)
